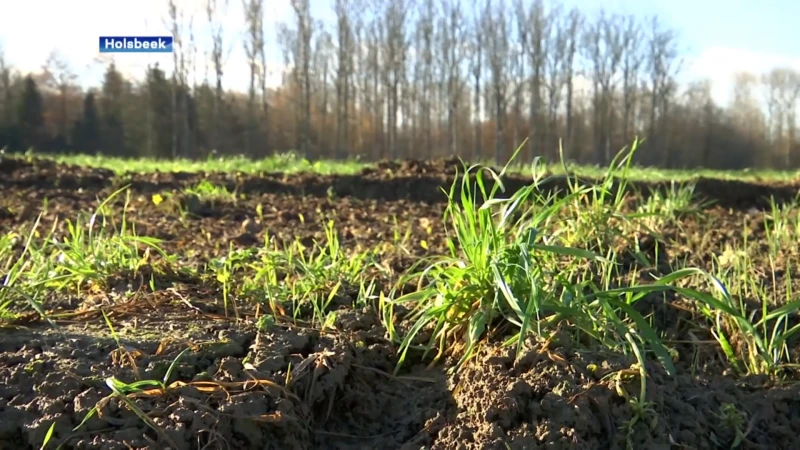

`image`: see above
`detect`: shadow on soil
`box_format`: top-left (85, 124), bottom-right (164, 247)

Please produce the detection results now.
top-left (0, 307), bottom-right (454, 450)
top-left (2, 156), bottom-right (799, 211)
top-left (7, 314), bottom-right (800, 450)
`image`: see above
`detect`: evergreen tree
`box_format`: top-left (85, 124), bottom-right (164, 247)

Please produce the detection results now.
top-left (0, 125), bottom-right (22, 152)
top-left (186, 89), bottom-right (201, 153)
top-left (101, 63), bottom-right (126, 155)
top-left (146, 63), bottom-right (173, 158)
top-left (17, 75), bottom-right (44, 151)
top-left (72, 92), bottom-right (101, 153)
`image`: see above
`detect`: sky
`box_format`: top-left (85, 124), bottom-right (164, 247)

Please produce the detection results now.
top-left (0, 0), bottom-right (799, 107)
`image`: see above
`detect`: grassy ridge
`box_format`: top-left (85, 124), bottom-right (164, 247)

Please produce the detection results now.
top-left (6, 148), bottom-right (800, 181)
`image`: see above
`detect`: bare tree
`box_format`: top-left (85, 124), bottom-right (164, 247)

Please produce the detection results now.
top-left (0, 44), bottom-right (11, 125)
top-left (291, 0), bottom-right (314, 157)
top-left (353, 16), bottom-right (368, 152)
top-left (468, 1), bottom-right (484, 161)
top-left (206, 0), bottom-right (228, 153)
top-left (512, 0), bottom-right (527, 154)
top-left (167, 0), bottom-right (192, 158)
top-left (439, 0), bottom-right (466, 156)
top-left (484, 0), bottom-right (510, 162)
top-left (314, 30), bottom-right (334, 157)
top-left (380, 0), bottom-right (412, 159)
top-left (5, 4), bottom-right (799, 169)
top-left (333, 0), bottom-right (358, 158)
top-left (763, 70), bottom-right (785, 146)
top-left (243, 0), bottom-right (266, 155)
top-left (782, 72), bottom-right (800, 166)
top-left (188, 14), bottom-right (198, 156)
top-left (414, 0), bottom-right (435, 156)
top-left (682, 78), bottom-right (715, 166)
top-left (366, 20), bottom-right (384, 158)
top-left (42, 50), bottom-right (77, 142)
top-left (168, 0), bottom-right (179, 157)
top-left (762, 68), bottom-right (800, 166)
top-left (562, 8), bottom-right (582, 158)
top-left (525, 0), bottom-right (549, 158)
top-left (620, 15), bottom-right (644, 145)
top-left (731, 72), bottom-right (765, 163)
top-left (408, 11), bottom-right (420, 153)
top-left (646, 15), bottom-right (681, 166)
top-left (257, 11), bottom-right (270, 156)
top-left (277, 24), bottom-right (298, 150)
top-left (276, 1), bottom-right (315, 157)
top-left (543, 5), bottom-right (566, 159)
top-left (584, 11), bottom-right (624, 164)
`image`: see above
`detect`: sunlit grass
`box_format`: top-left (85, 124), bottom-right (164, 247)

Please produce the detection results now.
top-left (205, 219), bottom-right (379, 325)
top-left (387, 141), bottom-right (682, 373)
top-left (8, 147), bottom-right (800, 181)
top-left (539, 162), bottom-right (800, 182)
top-left (0, 187), bottom-right (174, 323)
top-left (705, 205), bottom-right (800, 376)
top-left (183, 180), bottom-right (239, 202)
top-left (384, 139), bottom-right (800, 380)
top-left (18, 150), bottom-right (368, 175)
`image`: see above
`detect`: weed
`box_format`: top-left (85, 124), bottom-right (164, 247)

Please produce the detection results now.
top-left (102, 309), bottom-right (142, 379)
top-left (39, 421), bottom-right (56, 450)
top-left (389, 141), bottom-right (685, 373)
top-left (635, 181), bottom-right (702, 230)
top-left (612, 333), bottom-right (659, 450)
top-left (0, 187), bottom-right (172, 323)
top-left (257, 313), bottom-right (276, 331)
top-left (707, 243), bottom-right (800, 376)
top-left (67, 349), bottom-right (191, 449)
top-left (0, 213), bottom-right (51, 323)
top-left (205, 219), bottom-right (376, 326)
top-left (716, 403), bottom-right (748, 448)
top-left (184, 179), bottom-right (238, 203)
top-left (207, 243), bottom-right (253, 318)
top-left (764, 194), bottom-right (800, 256)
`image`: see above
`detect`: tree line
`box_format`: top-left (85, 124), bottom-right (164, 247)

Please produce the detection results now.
top-left (0, 0), bottom-right (798, 170)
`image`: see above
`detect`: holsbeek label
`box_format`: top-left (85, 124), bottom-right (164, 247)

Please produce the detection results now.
top-left (99, 36), bottom-right (174, 53)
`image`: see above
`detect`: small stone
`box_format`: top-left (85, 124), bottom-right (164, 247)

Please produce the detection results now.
top-left (679, 429), bottom-right (696, 443)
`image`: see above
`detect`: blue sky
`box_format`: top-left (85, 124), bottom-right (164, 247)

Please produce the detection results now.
top-left (561, 0), bottom-right (799, 58)
top-left (559, 0), bottom-right (800, 103)
top-left (0, 0), bottom-right (798, 106)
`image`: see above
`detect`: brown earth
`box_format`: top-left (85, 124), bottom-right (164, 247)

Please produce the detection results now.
top-left (1, 156), bottom-right (800, 449)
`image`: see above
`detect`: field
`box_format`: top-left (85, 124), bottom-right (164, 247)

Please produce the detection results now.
top-left (2, 146), bottom-right (800, 450)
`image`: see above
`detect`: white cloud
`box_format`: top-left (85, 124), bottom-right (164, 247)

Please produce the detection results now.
top-left (683, 46), bottom-right (800, 106)
top-left (2, 0), bottom-right (173, 80)
top-left (0, 0), bottom-right (294, 90)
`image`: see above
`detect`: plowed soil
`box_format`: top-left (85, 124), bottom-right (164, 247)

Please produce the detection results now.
top-left (2, 156), bottom-right (800, 450)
